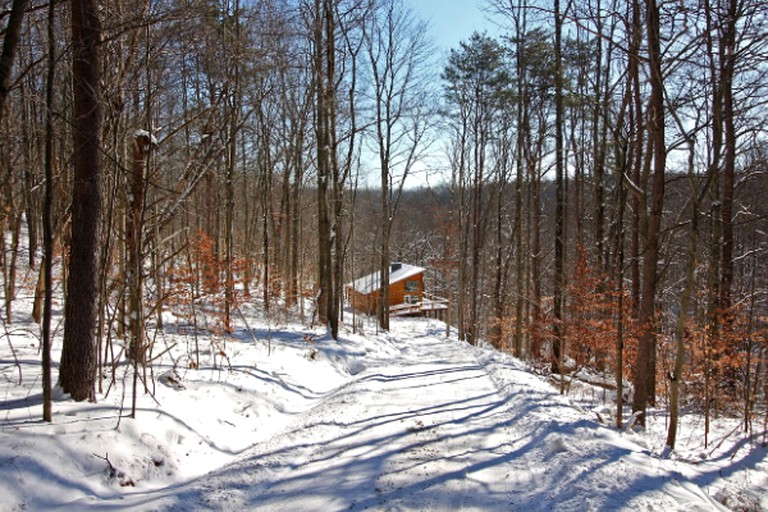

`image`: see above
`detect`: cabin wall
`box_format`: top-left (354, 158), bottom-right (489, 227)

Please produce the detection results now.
top-left (349, 289), bottom-right (376, 315)
top-left (389, 274), bottom-right (423, 306)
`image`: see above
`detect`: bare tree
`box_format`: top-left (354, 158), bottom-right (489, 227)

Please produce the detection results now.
top-left (443, 33), bottom-right (509, 345)
top-left (41, 0), bottom-right (56, 422)
top-left (59, 0), bottom-right (102, 402)
top-left (552, 0), bottom-right (566, 377)
top-left (718, 0), bottom-right (738, 312)
top-left (0, 0), bottom-right (29, 116)
top-left (364, 0), bottom-right (433, 330)
top-left (631, 0), bottom-right (666, 426)
top-left (312, 0), bottom-right (338, 337)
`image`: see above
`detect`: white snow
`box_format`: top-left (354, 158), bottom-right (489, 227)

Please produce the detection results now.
top-left (133, 129), bottom-right (159, 146)
top-left (2, 302), bottom-right (767, 510)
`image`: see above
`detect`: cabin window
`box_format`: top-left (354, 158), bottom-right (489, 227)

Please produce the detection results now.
top-left (405, 295), bottom-right (419, 305)
top-left (404, 280), bottom-right (419, 292)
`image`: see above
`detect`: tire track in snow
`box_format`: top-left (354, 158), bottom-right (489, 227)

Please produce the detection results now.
top-left (145, 323), bottom-right (521, 510)
top-left (121, 319), bottom-right (724, 511)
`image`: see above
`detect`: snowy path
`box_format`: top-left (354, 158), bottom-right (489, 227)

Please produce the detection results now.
top-left (86, 321), bottom-right (724, 511)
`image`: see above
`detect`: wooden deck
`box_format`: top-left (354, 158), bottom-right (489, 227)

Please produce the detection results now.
top-left (390, 294), bottom-right (449, 317)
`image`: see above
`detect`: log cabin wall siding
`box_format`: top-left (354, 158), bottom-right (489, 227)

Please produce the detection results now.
top-left (389, 275), bottom-right (423, 307)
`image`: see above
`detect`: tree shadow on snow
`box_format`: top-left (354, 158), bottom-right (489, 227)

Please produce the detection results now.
top-left (141, 380), bottom-right (686, 510)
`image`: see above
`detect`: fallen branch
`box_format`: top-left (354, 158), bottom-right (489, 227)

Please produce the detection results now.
top-left (93, 452), bottom-right (118, 479)
top-left (93, 453), bottom-right (135, 487)
top-left (624, 410), bottom-right (643, 432)
top-left (2, 322), bottom-right (23, 384)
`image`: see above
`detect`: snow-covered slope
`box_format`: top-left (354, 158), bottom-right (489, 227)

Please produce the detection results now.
top-left (1, 311), bottom-right (766, 510)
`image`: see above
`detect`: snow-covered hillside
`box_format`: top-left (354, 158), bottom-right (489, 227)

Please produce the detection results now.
top-left (1, 302), bottom-right (766, 510)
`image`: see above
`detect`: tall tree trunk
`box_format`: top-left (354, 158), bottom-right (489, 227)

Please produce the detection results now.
top-left (667, 139), bottom-right (699, 450)
top-left (4, 212), bottom-right (21, 321)
top-left (703, 0), bottom-right (723, 354)
top-left (224, 104), bottom-right (237, 330)
top-left (0, 0), bottom-right (29, 116)
top-left (513, 2), bottom-right (527, 357)
top-left (127, 133), bottom-right (153, 363)
top-left (514, 148), bottom-right (524, 356)
top-left (529, 151), bottom-right (542, 360)
top-left (374, 56), bottom-right (391, 330)
top-left (259, 113), bottom-right (274, 313)
top-left (629, 0), bottom-right (644, 317)
top-left (591, 0), bottom-right (605, 267)
top-left (225, 0), bottom-right (241, 331)
top-left (313, 0), bottom-right (338, 338)
top-left (289, 123), bottom-right (305, 309)
top-left (468, 142), bottom-right (484, 346)
top-left (127, 132), bottom-right (153, 418)
top-left (60, 0), bottom-right (102, 402)
top-left (41, 0), bottom-right (56, 422)
top-left (632, 0), bottom-right (666, 425)
top-left (719, 0), bottom-right (737, 312)
top-left (455, 148), bottom-right (468, 342)
top-left (552, 0), bottom-right (566, 377)
top-left (379, 196), bottom-right (391, 330)
top-left (614, 181), bottom-right (628, 429)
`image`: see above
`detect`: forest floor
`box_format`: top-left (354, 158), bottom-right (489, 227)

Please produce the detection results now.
top-left (1, 294), bottom-right (767, 510)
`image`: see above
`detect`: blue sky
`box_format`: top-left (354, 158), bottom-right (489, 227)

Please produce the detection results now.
top-left (358, 1), bottom-right (505, 188)
top-left (393, 1), bottom-right (504, 188)
top-left (410, 0), bottom-right (502, 56)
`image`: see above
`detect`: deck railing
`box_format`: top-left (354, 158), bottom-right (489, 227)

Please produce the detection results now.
top-left (389, 293), bottom-right (449, 317)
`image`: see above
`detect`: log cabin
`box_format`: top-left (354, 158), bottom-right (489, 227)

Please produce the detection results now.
top-left (347, 263), bottom-right (447, 318)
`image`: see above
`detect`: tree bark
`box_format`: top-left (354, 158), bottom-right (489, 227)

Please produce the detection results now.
top-left (127, 133), bottom-right (153, 362)
top-left (719, 0), bottom-right (737, 312)
top-left (60, 0), bottom-right (102, 402)
top-left (632, 0), bottom-right (666, 426)
top-left (667, 139), bottom-right (699, 450)
top-left (313, 0), bottom-right (338, 338)
top-left (0, 0), bottom-right (29, 117)
top-left (552, 0), bottom-right (566, 377)
top-left (41, 0), bottom-right (56, 421)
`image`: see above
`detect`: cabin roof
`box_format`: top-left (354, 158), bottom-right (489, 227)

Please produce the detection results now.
top-left (348, 263), bottom-right (425, 295)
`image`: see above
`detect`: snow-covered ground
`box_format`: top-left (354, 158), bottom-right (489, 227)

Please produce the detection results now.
top-left (1, 294), bottom-right (767, 510)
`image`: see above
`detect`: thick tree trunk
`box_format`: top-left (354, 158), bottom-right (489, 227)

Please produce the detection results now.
top-left (127, 133), bottom-right (153, 362)
top-left (313, 0), bottom-right (338, 339)
top-left (60, 0), bottom-right (102, 402)
top-left (0, 0), bottom-right (29, 116)
top-left (632, 0), bottom-right (666, 426)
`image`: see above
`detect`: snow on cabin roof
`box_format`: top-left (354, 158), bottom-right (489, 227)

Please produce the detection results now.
top-left (133, 129), bottom-right (159, 145)
top-left (348, 263), bottom-right (425, 295)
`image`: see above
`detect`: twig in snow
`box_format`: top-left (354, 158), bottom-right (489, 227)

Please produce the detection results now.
top-left (624, 410), bottom-right (643, 432)
top-left (93, 452), bottom-right (118, 478)
top-left (2, 324), bottom-right (22, 384)
top-left (93, 453), bottom-right (135, 487)
top-left (234, 301), bottom-right (268, 356)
